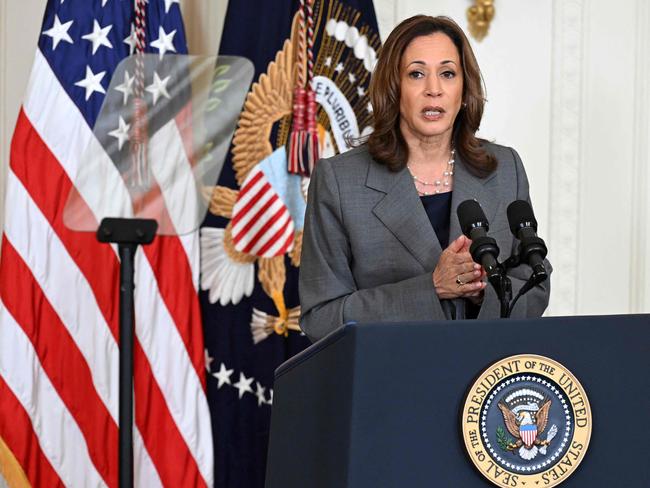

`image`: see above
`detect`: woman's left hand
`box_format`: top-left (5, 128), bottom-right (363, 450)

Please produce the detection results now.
top-left (433, 235), bottom-right (487, 299)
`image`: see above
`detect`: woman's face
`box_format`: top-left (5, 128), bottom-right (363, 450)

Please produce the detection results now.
top-left (399, 32), bottom-right (463, 145)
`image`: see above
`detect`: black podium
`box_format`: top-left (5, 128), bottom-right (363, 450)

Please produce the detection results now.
top-left (265, 315), bottom-right (650, 487)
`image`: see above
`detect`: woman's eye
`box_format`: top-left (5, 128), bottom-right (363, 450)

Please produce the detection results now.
top-left (408, 71), bottom-right (424, 79)
top-left (441, 70), bottom-right (456, 79)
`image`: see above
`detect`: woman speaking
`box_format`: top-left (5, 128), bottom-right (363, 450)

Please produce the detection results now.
top-left (299, 15), bottom-right (550, 342)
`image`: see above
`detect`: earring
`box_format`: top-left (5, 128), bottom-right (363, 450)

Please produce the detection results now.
top-left (462, 101), bottom-right (467, 108)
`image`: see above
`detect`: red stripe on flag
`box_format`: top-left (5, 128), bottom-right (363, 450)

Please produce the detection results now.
top-left (238, 169), bottom-right (264, 196)
top-left (10, 109), bottom-right (120, 340)
top-left (278, 226), bottom-right (296, 254)
top-left (0, 376), bottom-right (64, 488)
top-left (134, 339), bottom-right (207, 488)
top-left (230, 174), bottom-right (268, 228)
top-left (242, 206), bottom-right (288, 254)
top-left (142, 237), bottom-right (206, 389)
top-left (0, 237), bottom-right (118, 487)
top-left (255, 214), bottom-right (293, 256)
top-left (9, 110), bottom-right (206, 486)
top-left (232, 192), bottom-right (279, 243)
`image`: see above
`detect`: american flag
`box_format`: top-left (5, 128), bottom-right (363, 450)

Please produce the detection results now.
top-left (0, 1), bottom-right (213, 487)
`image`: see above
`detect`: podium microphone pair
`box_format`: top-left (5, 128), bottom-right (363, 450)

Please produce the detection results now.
top-left (456, 199), bottom-right (548, 315)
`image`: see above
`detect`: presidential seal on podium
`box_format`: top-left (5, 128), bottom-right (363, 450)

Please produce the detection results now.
top-left (462, 354), bottom-right (592, 487)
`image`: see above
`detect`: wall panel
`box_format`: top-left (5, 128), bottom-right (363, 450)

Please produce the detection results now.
top-left (630, 0), bottom-right (650, 312)
top-left (576, 0), bottom-right (637, 314)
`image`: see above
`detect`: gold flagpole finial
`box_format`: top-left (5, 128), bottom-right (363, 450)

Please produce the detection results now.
top-left (467, 0), bottom-right (495, 42)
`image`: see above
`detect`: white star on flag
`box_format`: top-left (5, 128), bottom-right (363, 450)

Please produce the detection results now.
top-left (233, 372), bottom-right (254, 399)
top-left (81, 19), bottom-right (113, 55)
top-left (367, 102), bottom-right (373, 113)
top-left (164, 0), bottom-right (180, 13)
top-left (108, 116), bottom-right (130, 150)
top-left (42, 14), bottom-right (74, 50)
top-left (357, 86), bottom-right (365, 97)
top-left (255, 382), bottom-right (266, 406)
top-left (123, 24), bottom-right (137, 55)
top-left (268, 389), bottom-right (274, 405)
top-left (212, 363), bottom-right (234, 389)
top-left (324, 56), bottom-right (332, 67)
top-left (74, 65), bottom-right (106, 100)
top-left (150, 26), bottom-right (177, 59)
top-left (114, 70), bottom-right (135, 105)
top-left (146, 71), bottom-right (171, 105)
top-left (334, 62), bottom-right (344, 73)
top-left (348, 73), bottom-right (356, 83)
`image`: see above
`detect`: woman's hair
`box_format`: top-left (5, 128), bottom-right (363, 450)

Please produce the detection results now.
top-left (367, 15), bottom-right (496, 177)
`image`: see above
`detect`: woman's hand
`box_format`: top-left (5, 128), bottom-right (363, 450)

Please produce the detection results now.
top-left (433, 235), bottom-right (486, 300)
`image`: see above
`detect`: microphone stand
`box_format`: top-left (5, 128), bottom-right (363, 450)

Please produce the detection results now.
top-left (499, 255), bottom-right (547, 318)
top-left (486, 266), bottom-right (512, 318)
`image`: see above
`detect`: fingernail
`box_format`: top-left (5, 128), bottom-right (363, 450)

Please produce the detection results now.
top-left (474, 264), bottom-right (481, 270)
top-left (474, 270), bottom-right (480, 276)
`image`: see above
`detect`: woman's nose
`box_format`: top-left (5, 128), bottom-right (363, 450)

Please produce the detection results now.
top-left (425, 78), bottom-right (442, 97)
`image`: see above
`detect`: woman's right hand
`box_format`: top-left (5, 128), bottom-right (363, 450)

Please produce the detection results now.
top-left (433, 235), bottom-right (486, 300)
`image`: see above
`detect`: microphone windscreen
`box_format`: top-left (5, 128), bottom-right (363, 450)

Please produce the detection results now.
top-left (457, 199), bottom-right (488, 236)
top-left (507, 200), bottom-right (538, 234)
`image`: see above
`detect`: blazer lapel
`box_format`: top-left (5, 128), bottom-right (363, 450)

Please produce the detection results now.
top-left (368, 163), bottom-right (441, 271)
top-left (449, 155), bottom-right (500, 242)
top-left (365, 153), bottom-right (500, 270)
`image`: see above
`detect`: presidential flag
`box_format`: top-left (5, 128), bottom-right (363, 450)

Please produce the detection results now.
top-left (0, 1), bottom-right (212, 487)
top-left (200, 1), bottom-right (381, 486)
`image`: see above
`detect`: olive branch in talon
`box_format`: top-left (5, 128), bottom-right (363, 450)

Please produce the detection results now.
top-left (496, 426), bottom-right (516, 451)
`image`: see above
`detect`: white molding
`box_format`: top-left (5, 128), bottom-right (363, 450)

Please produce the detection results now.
top-left (546, 0), bottom-right (585, 315)
top-left (629, 0), bottom-right (650, 312)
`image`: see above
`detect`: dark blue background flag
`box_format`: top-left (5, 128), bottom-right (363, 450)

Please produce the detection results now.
top-left (201, 1), bottom-right (381, 486)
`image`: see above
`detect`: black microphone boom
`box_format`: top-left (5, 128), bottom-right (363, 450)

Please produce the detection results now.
top-left (506, 200), bottom-right (548, 283)
top-left (456, 200), bottom-right (501, 284)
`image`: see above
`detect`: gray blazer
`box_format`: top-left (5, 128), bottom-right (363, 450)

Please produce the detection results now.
top-left (299, 142), bottom-right (551, 342)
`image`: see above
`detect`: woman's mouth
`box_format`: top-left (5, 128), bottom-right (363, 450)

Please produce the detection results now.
top-left (422, 107), bottom-right (445, 120)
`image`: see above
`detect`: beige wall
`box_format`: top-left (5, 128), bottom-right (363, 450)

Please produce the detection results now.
top-left (1, 1), bottom-right (649, 316)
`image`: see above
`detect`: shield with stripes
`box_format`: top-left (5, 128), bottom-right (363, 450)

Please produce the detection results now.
top-left (520, 424), bottom-right (537, 448)
top-left (231, 166), bottom-right (295, 258)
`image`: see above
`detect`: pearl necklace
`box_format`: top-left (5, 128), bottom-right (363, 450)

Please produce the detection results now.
top-left (407, 149), bottom-right (455, 196)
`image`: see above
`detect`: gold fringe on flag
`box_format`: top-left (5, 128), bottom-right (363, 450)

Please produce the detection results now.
top-left (0, 435), bottom-right (30, 488)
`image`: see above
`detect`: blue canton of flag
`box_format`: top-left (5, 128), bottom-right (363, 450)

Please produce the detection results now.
top-left (41, 0), bottom-right (188, 126)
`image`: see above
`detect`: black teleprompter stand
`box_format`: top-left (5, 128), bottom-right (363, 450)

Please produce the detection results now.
top-left (97, 217), bottom-right (158, 488)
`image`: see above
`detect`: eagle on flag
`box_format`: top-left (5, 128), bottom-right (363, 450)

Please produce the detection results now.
top-left (201, 1), bottom-right (381, 344)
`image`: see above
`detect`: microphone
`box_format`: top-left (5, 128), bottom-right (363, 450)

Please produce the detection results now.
top-left (506, 200), bottom-right (548, 283)
top-left (456, 200), bottom-right (502, 282)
